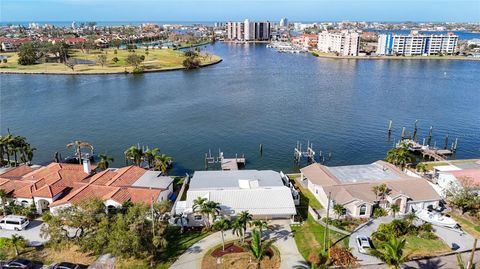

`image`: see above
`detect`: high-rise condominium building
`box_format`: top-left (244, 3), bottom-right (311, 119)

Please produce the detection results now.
top-left (280, 17), bottom-right (288, 27)
top-left (227, 20), bottom-right (271, 41)
top-left (376, 31), bottom-right (458, 56)
top-left (317, 31), bottom-right (360, 56)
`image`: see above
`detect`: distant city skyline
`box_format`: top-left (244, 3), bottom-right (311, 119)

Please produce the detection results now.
top-left (1, 0), bottom-right (479, 23)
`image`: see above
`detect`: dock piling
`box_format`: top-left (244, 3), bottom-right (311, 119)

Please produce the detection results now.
top-left (444, 133), bottom-right (449, 150)
top-left (428, 126), bottom-right (433, 145)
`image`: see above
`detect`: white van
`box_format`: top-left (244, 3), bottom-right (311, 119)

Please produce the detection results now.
top-left (0, 215), bottom-right (30, 231)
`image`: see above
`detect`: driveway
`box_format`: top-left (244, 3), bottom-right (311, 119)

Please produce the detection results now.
top-left (348, 216), bottom-right (393, 265)
top-left (0, 220), bottom-right (48, 246)
top-left (170, 220), bottom-right (305, 269)
top-left (432, 225), bottom-right (476, 252)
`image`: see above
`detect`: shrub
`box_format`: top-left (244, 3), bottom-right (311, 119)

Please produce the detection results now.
top-left (373, 207), bottom-right (388, 218)
top-left (419, 231), bottom-right (437, 240)
top-left (2, 58), bottom-right (7, 64)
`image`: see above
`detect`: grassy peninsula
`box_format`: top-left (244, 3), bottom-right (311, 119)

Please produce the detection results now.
top-left (0, 48), bottom-right (221, 74)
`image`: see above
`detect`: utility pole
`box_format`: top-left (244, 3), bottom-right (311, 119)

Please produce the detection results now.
top-left (467, 238), bottom-right (477, 269)
top-left (323, 192), bottom-right (331, 252)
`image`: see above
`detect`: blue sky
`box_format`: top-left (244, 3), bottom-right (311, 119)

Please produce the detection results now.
top-left (1, 0), bottom-right (479, 22)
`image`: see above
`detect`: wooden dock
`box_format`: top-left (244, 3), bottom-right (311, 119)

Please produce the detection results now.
top-left (399, 139), bottom-right (453, 162)
top-left (221, 157), bottom-right (246, 171)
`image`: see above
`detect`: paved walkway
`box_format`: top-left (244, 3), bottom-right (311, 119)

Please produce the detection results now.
top-left (170, 220), bottom-right (305, 269)
top-left (432, 225), bottom-right (476, 251)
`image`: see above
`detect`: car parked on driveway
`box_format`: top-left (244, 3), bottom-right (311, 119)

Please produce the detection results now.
top-left (356, 235), bottom-right (374, 254)
top-left (0, 215), bottom-right (30, 231)
top-left (1, 258), bottom-right (34, 269)
top-left (48, 262), bottom-right (82, 269)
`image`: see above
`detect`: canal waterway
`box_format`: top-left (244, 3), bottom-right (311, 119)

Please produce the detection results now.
top-left (1, 42), bottom-right (479, 174)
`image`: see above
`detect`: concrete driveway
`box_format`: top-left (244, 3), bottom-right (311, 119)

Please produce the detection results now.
top-left (170, 220), bottom-right (305, 269)
top-left (0, 220), bottom-right (48, 246)
top-left (348, 216), bottom-right (393, 265)
top-left (432, 225), bottom-right (476, 252)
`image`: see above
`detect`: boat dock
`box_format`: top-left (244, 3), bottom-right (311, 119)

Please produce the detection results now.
top-left (204, 150), bottom-right (246, 170)
top-left (399, 139), bottom-right (454, 162)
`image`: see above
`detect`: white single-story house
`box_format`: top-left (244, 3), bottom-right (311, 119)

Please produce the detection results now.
top-left (300, 160), bottom-right (442, 218)
top-left (177, 170), bottom-right (297, 226)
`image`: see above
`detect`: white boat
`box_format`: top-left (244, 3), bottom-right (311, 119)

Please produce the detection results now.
top-left (415, 209), bottom-right (457, 228)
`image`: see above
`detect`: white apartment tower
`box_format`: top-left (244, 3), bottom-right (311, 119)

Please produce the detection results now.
top-left (226, 20), bottom-right (271, 41)
top-left (376, 31), bottom-right (458, 56)
top-left (280, 17), bottom-right (288, 27)
top-left (317, 31), bottom-right (360, 56)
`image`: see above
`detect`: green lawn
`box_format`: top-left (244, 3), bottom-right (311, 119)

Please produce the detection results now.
top-left (117, 227), bottom-right (209, 269)
top-left (404, 235), bottom-right (450, 258)
top-left (450, 213), bottom-right (480, 239)
top-left (0, 48), bottom-right (221, 74)
top-left (291, 214), bottom-right (349, 260)
top-left (288, 174), bottom-right (323, 213)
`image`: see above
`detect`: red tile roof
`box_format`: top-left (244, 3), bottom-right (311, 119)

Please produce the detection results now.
top-left (451, 169), bottom-right (480, 187)
top-left (0, 165), bottom-right (37, 180)
top-left (105, 166), bottom-right (147, 187)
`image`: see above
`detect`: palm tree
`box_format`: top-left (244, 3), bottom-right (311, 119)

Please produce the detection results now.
top-left (200, 201), bottom-right (221, 229)
top-left (237, 211), bottom-right (252, 243)
top-left (212, 217), bottom-right (230, 251)
top-left (1, 135), bottom-right (14, 166)
top-left (10, 234), bottom-right (25, 256)
top-left (66, 140), bottom-right (93, 164)
top-left (390, 204), bottom-right (401, 218)
top-left (125, 146), bottom-right (143, 166)
top-left (333, 204), bottom-right (346, 219)
top-left (248, 228), bottom-right (274, 269)
top-left (154, 154), bottom-right (172, 174)
top-left (377, 183), bottom-right (389, 201)
top-left (98, 154), bottom-right (114, 170)
top-left (369, 236), bottom-right (409, 269)
top-left (0, 189), bottom-right (9, 218)
top-left (143, 148), bottom-right (159, 168)
top-left (250, 220), bottom-right (268, 244)
top-left (231, 219), bottom-right (244, 242)
top-left (416, 163), bottom-right (427, 174)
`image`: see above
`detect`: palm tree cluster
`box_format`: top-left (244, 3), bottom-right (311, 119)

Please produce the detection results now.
top-left (192, 197), bottom-right (221, 229)
top-left (0, 134), bottom-right (36, 167)
top-left (124, 145), bottom-right (172, 173)
top-left (385, 142), bottom-right (415, 168)
top-left (66, 140), bottom-right (93, 164)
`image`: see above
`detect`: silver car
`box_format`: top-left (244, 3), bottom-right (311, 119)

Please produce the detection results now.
top-left (356, 236), bottom-right (374, 254)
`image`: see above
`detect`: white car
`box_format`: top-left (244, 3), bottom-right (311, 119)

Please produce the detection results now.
top-left (0, 215), bottom-right (30, 231)
top-left (356, 236), bottom-right (374, 254)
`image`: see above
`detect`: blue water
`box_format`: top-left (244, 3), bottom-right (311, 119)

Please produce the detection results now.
top-left (1, 43), bottom-right (479, 174)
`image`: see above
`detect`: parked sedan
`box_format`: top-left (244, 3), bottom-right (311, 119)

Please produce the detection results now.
top-left (48, 262), bottom-right (81, 269)
top-left (356, 236), bottom-right (374, 254)
top-left (2, 259), bottom-right (34, 269)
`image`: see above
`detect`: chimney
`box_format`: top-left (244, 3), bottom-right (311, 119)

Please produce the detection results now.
top-left (83, 158), bottom-right (92, 174)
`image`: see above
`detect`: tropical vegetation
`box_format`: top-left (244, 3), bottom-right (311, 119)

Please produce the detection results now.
top-left (124, 145), bottom-right (173, 173)
top-left (385, 142), bottom-right (415, 168)
top-left (0, 134), bottom-right (36, 167)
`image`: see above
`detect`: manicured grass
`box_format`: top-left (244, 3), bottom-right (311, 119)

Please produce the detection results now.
top-left (404, 235), bottom-right (450, 258)
top-left (288, 174), bottom-right (323, 211)
top-left (291, 214), bottom-right (349, 260)
top-left (450, 213), bottom-right (480, 238)
top-left (0, 48), bottom-right (221, 74)
top-left (117, 227), bottom-right (209, 269)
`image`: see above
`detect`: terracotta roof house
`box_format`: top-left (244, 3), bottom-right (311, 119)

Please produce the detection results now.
top-left (0, 160), bottom-right (173, 215)
top-left (300, 160), bottom-right (441, 218)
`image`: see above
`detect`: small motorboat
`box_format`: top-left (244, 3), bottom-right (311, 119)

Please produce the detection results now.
top-left (415, 209), bottom-right (457, 228)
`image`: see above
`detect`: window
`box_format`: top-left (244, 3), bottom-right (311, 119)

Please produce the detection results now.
top-left (359, 205), bottom-right (367, 216)
top-left (193, 215), bottom-right (203, 221)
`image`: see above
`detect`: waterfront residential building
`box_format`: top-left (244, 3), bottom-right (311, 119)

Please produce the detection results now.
top-left (0, 162), bottom-right (173, 214)
top-left (300, 161), bottom-right (441, 218)
top-left (279, 17), bottom-right (288, 28)
top-left (376, 31), bottom-right (458, 56)
top-left (226, 20), bottom-right (271, 41)
top-left (431, 160), bottom-right (480, 197)
top-left (174, 170), bottom-right (298, 226)
top-left (317, 31), bottom-right (360, 56)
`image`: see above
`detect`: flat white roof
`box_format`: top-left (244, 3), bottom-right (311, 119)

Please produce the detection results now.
top-left (131, 171), bottom-right (173, 189)
top-left (326, 162), bottom-right (400, 183)
top-left (434, 165), bottom-right (461, 172)
top-left (189, 170), bottom-right (284, 189)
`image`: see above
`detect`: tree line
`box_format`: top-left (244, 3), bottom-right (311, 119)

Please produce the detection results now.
top-left (0, 134), bottom-right (35, 167)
